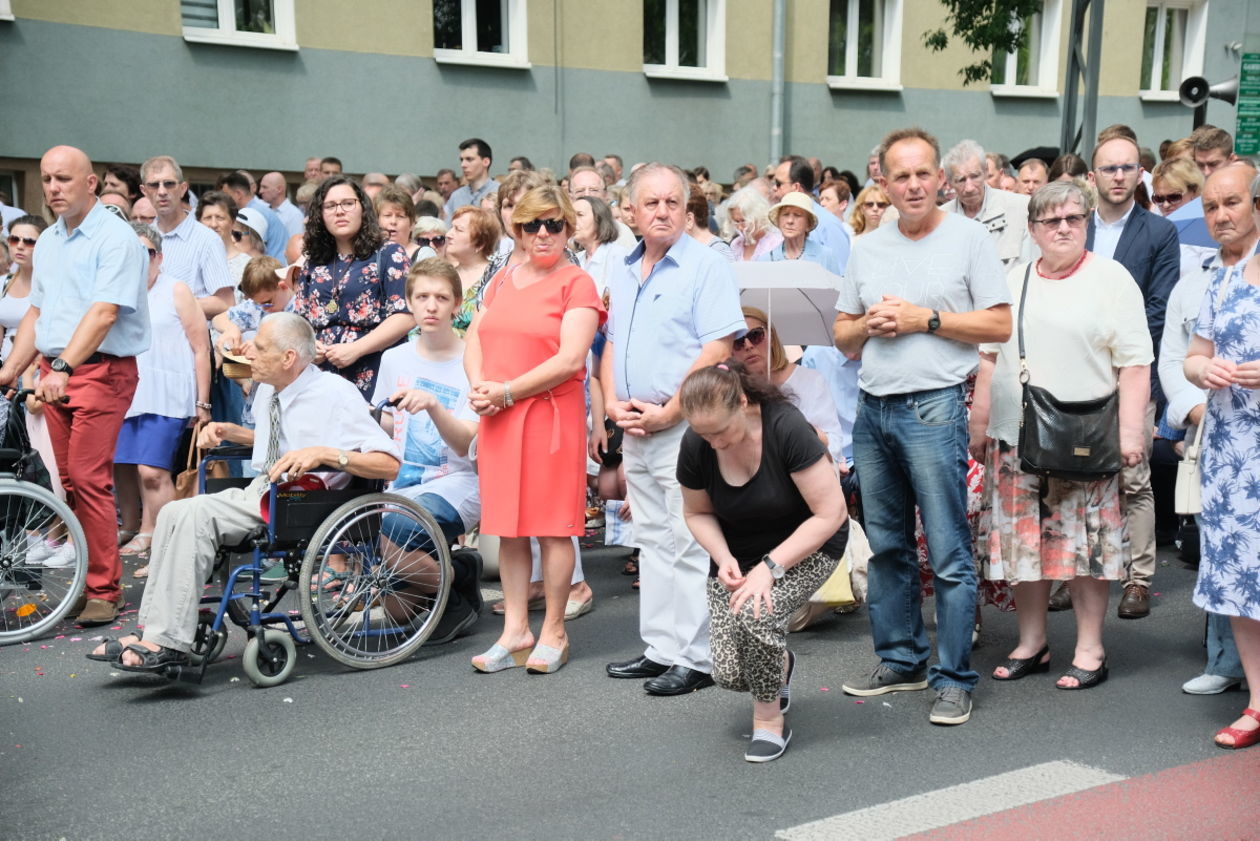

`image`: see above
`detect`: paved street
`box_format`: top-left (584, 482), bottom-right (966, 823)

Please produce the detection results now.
top-left (3, 542), bottom-right (1256, 841)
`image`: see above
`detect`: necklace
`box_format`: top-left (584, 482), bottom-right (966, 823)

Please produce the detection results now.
top-left (1036, 250), bottom-right (1088, 280)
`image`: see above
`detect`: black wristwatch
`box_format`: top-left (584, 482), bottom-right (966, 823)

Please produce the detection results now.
top-left (762, 555), bottom-right (785, 580)
top-left (926, 310), bottom-right (941, 334)
top-left (50, 357), bottom-right (74, 376)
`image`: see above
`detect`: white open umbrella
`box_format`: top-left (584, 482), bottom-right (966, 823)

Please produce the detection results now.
top-left (733, 260), bottom-right (844, 347)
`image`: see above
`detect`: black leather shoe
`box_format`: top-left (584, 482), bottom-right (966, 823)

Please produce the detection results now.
top-left (644, 665), bottom-right (715, 695)
top-left (606, 655), bottom-right (669, 679)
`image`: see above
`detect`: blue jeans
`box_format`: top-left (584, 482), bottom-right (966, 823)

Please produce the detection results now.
top-left (854, 384), bottom-right (978, 691)
top-left (382, 492), bottom-right (464, 554)
top-left (1207, 611), bottom-right (1244, 679)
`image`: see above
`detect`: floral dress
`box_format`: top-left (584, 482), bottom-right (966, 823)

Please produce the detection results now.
top-left (1195, 265), bottom-right (1260, 621)
top-left (292, 242), bottom-right (410, 398)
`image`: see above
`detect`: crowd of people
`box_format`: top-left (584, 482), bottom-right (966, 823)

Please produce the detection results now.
top-left (3, 119), bottom-right (1258, 763)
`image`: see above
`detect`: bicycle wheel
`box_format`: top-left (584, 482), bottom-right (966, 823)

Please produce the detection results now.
top-left (0, 480), bottom-right (89, 645)
top-left (298, 493), bottom-right (451, 669)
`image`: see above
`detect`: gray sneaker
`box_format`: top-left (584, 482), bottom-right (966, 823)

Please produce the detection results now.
top-left (929, 686), bottom-right (972, 725)
top-left (841, 663), bottom-right (929, 697)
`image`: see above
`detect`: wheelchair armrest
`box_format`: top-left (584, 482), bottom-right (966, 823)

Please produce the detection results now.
top-left (206, 443), bottom-right (253, 460)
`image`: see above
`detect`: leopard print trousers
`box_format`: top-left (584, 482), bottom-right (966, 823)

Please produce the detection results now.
top-left (706, 551), bottom-right (841, 703)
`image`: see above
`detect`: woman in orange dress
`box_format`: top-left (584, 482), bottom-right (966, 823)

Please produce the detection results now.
top-left (465, 185), bottom-right (605, 675)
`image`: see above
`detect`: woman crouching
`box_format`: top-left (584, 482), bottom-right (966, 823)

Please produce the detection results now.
top-left (676, 361), bottom-right (848, 762)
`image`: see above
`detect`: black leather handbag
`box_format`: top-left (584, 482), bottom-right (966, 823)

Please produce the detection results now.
top-left (1016, 265), bottom-right (1122, 482)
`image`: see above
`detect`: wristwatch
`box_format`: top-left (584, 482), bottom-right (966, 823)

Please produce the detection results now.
top-left (50, 357), bottom-right (74, 376)
top-left (337, 449), bottom-right (349, 468)
top-left (762, 555), bottom-right (785, 580)
top-left (926, 310), bottom-right (942, 333)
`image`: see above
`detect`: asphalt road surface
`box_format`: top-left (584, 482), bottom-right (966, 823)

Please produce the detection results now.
top-left (3, 542), bottom-right (1255, 841)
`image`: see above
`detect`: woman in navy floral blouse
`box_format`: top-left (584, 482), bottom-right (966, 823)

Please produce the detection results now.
top-left (293, 176), bottom-right (412, 397)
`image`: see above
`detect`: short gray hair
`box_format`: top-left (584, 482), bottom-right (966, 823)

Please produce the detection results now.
top-left (130, 221), bottom-right (161, 254)
top-left (625, 162), bottom-right (690, 206)
top-left (1251, 171), bottom-right (1260, 200)
top-left (942, 139), bottom-right (986, 180)
top-left (140, 155), bottom-right (184, 184)
top-left (411, 216), bottom-right (448, 237)
top-left (395, 172), bottom-right (423, 194)
top-left (261, 312), bottom-right (316, 365)
top-left (1028, 180), bottom-right (1093, 221)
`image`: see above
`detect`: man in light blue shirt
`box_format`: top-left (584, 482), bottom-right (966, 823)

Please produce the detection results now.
top-left (260, 171), bottom-right (306, 238)
top-left (601, 163), bottom-right (745, 697)
top-left (0, 145), bottom-right (150, 627)
top-left (444, 138), bottom-right (500, 218)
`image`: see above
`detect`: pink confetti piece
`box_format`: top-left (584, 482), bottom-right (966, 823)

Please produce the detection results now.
top-left (54, 635), bottom-right (65, 640)
top-left (110, 626), bottom-right (122, 631)
top-left (1153, 592), bottom-right (1162, 597)
top-left (819, 687), bottom-right (830, 692)
top-left (69, 637), bottom-right (82, 642)
top-left (399, 684), bottom-right (410, 689)
top-left (854, 699), bottom-right (865, 704)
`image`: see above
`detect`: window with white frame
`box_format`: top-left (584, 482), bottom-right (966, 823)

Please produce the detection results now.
top-left (1140, 0), bottom-right (1208, 97)
top-left (826, 0), bottom-right (903, 90)
top-left (433, 0), bottom-right (529, 68)
top-left (643, 0), bottom-right (727, 82)
top-left (180, 0), bottom-right (296, 50)
top-left (991, 0), bottom-right (1062, 96)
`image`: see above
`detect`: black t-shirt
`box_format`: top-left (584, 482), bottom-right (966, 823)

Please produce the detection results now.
top-left (677, 400), bottom-right (848, 576)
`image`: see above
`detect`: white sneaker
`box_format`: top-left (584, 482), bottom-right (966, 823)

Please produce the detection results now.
top-left (41, 542), bottom-right (77, 569)
top-left (1182, 673), bottom-right (1245, 695)
top-left (25, 536), bottom-right (57, 564)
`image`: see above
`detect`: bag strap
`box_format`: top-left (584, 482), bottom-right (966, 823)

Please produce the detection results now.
top-left (187, 421), bottom-right (204, 472)
top-left (1017, 263), bottom-right (1032, 385)
top-left (1185, 417), bottom-right (1206, 463)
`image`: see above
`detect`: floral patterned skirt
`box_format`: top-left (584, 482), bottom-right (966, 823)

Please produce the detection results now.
top-left (974, 440), bottom-right (1130, 585)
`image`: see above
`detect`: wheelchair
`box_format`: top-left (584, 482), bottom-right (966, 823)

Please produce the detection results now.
top-left (171, 440), bottom-right (454, 688)
top-left (0, 389), bottom-right (89, 646)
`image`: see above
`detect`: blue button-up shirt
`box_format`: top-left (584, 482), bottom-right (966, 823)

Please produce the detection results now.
top-left (444, 180), bottom-right (500, 219)
top-left (808, 198), bottom-right (850, 273)
top-left (756, 235), bottom-right (843, 276)
top-left (31, 200), bottom-right (150, 358)
top-left (607, 234), bottom-right (745, 404)
top-left (249, 197), bottom-right (289, 260)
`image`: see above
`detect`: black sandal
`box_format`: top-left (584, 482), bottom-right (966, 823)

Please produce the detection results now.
top-left (1057, 658), bottom-right (1108, 690)
top-left (114, 643), bottom-right (189, 673)
top-left (992, 644), bottom-right (1050, 681)
top-left (86, 636), bottom-right (138, 663)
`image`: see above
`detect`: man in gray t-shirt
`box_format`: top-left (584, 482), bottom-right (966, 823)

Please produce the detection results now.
top-left (832, 128), bottom-right (1012, 727)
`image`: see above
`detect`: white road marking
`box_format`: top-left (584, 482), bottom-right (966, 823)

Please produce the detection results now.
top-left (776, 760), bottom-right (1126, 841)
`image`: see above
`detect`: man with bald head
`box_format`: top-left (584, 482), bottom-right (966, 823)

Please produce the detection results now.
top-left (259, 171), bottom-right (304, 237)
top-left (0, 146), bottom-right (150, 626)
top-left (567, 166), bottom-right (637, 249)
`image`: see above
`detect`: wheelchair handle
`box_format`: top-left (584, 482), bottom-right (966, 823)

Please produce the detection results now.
top-left (8, 388), bottom-right (69, 406)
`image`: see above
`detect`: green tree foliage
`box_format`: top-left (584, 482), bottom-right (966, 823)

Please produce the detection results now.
top-left (923, 0), bottom-right (1046, 84)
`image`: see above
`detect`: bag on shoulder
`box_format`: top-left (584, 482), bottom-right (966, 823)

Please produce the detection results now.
top-left (1014, 264), bottom-right (1121, 482)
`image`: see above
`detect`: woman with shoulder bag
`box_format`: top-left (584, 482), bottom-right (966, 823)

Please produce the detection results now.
top-left (969, 181), bottom-right (1152, 690)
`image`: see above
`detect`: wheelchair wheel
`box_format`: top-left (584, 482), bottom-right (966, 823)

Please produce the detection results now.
top-left (0, 480), bottom-right (89, 646)
top-left (188, 611), bottom-right (227, 666)
top-left (242, 629), bottom-right (296, 687)
top-left (298, 493), bottom-right (452, 670)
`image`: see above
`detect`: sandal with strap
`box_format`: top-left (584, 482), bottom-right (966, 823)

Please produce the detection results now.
top-left (120, 533), bottom-right (153, 559)
top-left (311, 569), bottom-right (352, 596)
top-left (1056, 658), bottom-right (1108, 690)
top-left (992, 645), bottom-right (1051, 681)
top-left (1215, 707), bottom-right (1260, 750)
top-left (86, 635), bottom-right (140, 662)
top-left (114, 643), bottom-right (189, 673)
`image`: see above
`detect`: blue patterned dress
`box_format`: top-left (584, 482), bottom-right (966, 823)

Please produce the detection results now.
top-left (1194, 264), bottom-right (1260, 621)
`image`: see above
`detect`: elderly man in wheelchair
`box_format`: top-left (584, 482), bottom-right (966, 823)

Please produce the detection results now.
top-left (88, 313), bottom-right (408, 672)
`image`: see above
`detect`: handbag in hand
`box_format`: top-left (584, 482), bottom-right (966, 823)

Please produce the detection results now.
top-left (1174, 421), bottom-right (1204, 515)
top-left (1015, 264), bottom-right (1122, 482)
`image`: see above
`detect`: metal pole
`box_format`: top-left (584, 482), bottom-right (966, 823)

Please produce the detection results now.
top-left (769, 0), bottom-right (786, 162)
top-left (1058, 0), bottom-right (1086, 153)
top-left (1082, 0), bottom-right (1105, 152)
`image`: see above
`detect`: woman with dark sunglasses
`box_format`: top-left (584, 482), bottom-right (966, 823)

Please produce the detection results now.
top-left (464, 185), bottom-right (605, 675)
top-left (410, 216), bottom-right (448, 261)
top-left (1, 215), bottom-right (47, 363)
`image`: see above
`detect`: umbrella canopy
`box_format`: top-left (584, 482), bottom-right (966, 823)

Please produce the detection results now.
top-left (733, 260), bottom-right (843, 347)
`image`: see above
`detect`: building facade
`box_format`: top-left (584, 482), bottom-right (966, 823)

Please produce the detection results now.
top-left (0, 0), bottom-right (1254, 208)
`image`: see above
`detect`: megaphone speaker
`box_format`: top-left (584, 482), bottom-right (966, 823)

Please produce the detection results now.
top-left (1180, 76), bottom-right (1209, 107)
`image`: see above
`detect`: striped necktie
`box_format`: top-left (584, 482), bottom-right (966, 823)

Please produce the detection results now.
top-left (264, 393), bottom-right (281, 470)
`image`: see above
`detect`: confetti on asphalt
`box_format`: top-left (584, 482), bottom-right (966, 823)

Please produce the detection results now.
top-left (400, 684), bottom-right (410, 689)
top-left (882, 702), bottom-right (892, 708)
top-left (855, 700), bottom-right (864, 704)
top-left (1153, 592), bottom-right (1162, 597)
top-left (283, 697), bottom-right (293, 703)
top-left (229, 677), bottom-right (240, 683)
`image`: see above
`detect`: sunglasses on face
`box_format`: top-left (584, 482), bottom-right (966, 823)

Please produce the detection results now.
top-left (414, 235), bottom-right (447, 248)
top-left (863, 201), bottom-right (890, 209)
top-left (1034, 213), bottom-right (1087, 229)
top-left (102, 204), bottom-right (129, 221)
top-left (6, 235), bottom-right (36, 247)
top-left (144, 179), bottom-right (179, 191)
top-left (1151, 191), bottom-right (1184, 205)
top-left (733, 326), bottom-right (767, 351)
top-left (521, 218), bottom-right (566, 235)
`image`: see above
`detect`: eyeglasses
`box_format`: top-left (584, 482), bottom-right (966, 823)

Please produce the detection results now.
top-left (1095, 163), bottom-right (1140, 177)
top-left (733, 327), bottom-right (767, 351)
top-left (862, 201), bottom-right (890, 210)
top-left (1151, 191), bottom-right (1184, 206)
top-left (322, 198), bottom-right (360, 213)
top-left (1034, 213), bottom-right (1087, 229)
top-left (145, 247), bottom-right (158, 259)
top-left (521, 218), bottom-right (566, 234)
top-left (6, 235), bottom-right (37, 247)
top-left (102, 204), bottom-right (128, 221)
top-left (143, 179), bottom-right (179, 191)
top-left (414, 235), bottom-right (447, 248)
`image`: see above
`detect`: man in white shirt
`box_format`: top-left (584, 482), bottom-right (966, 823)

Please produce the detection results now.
top-left (260, 171), bottom-right (305, 238)
top-left (91, 313), bottom-right (401, 671)
top-left (940, 140), bottom-right (1033, 267)
top-left (140, 155), bottom-right (234, 318)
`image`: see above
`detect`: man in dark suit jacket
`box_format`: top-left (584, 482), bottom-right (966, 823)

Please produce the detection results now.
top-left (1080, 132), bottom-right (1180, 620)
